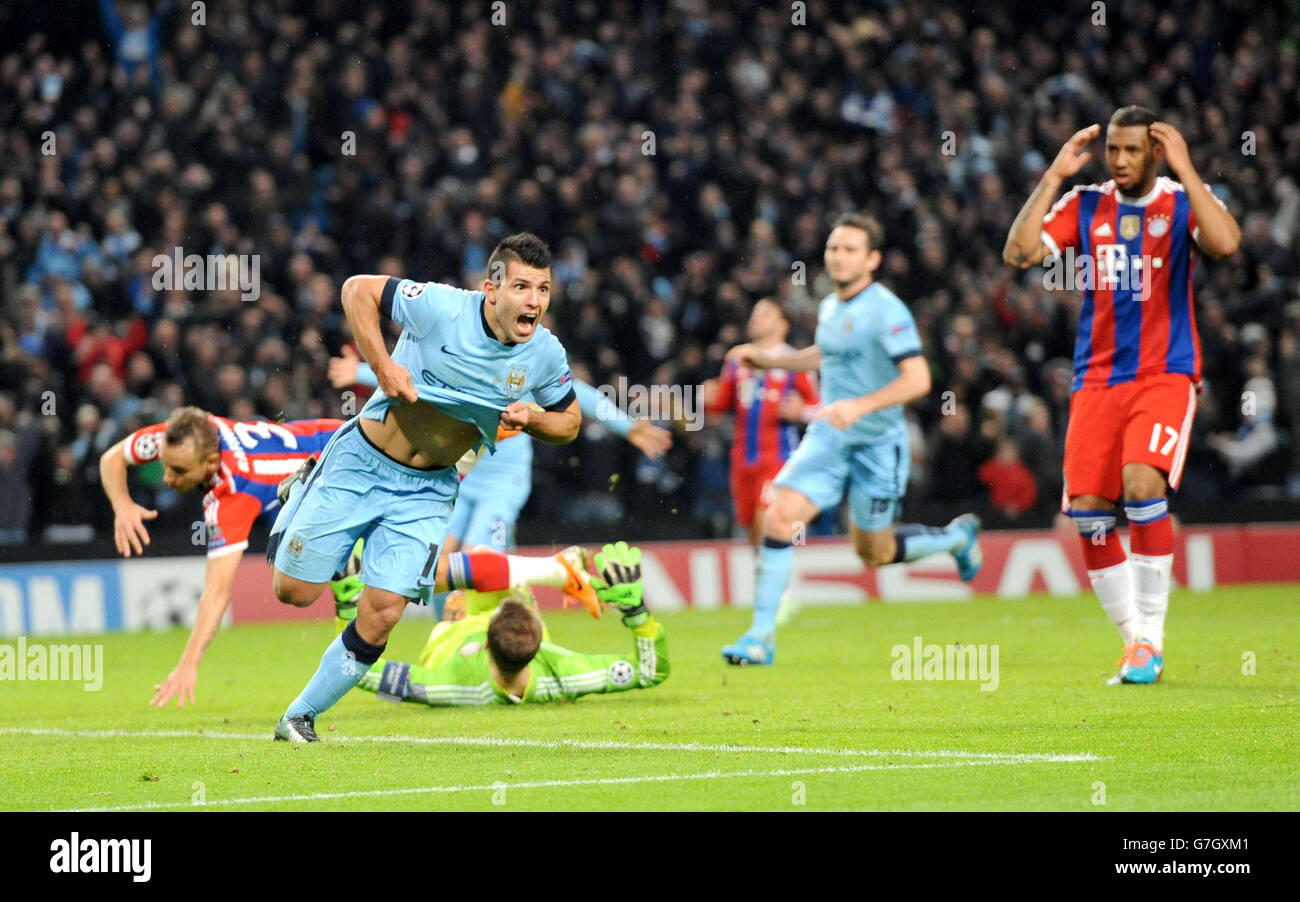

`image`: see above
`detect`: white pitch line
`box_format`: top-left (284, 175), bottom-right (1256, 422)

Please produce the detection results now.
top-left (60, 759), bottom-right (1052, 812)
top-left (0, 727), bottom-right (1103, 763)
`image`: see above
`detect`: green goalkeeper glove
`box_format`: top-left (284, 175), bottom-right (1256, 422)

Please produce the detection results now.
top-left (594, 541), bottom-right (648, 627)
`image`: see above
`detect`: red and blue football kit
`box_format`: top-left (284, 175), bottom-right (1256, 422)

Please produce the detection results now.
top-left (708, 344), bottom-right (819, 527)
top-left (1041, 176), bottom-right (1222, 501)
top-left (124, 416), bottom-right (344, 557)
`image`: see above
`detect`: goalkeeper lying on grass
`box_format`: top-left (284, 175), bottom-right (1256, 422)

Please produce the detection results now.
top-left (356, 543), bottom-right (668, 705)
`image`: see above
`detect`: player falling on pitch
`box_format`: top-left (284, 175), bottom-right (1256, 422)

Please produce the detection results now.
top-left (1003, 106), bottom-right (1240, 684)
top-left (101, 404), bottom-right (604, 703)
top-left (99, 406), bottom-right (342, 706)
top-left (270, 233), bottom-right (585, 741)
top-left (358, 543), bottom-right (668, 706)
top-left (720, 214), bottom-right (982, 666)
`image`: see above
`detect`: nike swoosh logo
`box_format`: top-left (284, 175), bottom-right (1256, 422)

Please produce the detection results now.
top-left (440, 345), bottom-right (465, 358)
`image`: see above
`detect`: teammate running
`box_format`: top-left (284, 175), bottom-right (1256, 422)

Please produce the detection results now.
top-left (1003, 105), bottom-right (1240, 684)
top-left (720, 214), bottom-right (982, 666)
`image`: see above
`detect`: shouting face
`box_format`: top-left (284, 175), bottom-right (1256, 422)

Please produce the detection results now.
top-left (484, 259), bottom-right (551, 343)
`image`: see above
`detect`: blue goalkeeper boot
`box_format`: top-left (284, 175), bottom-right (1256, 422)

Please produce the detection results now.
top-left (722, 632), bottom-right (775, 666)
top-left (949, 513), bottom-right (983, 582)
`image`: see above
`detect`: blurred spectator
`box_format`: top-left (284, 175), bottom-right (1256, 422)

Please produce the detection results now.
top-left (0, 430), bottom-right (32, 543)
top-left (925, 403), bottom-right (988, 505)
top-left (0, 0), bottom-right (1296, 544)
top-left (1017, 398), bottom-right (1064, 513)
top-left (1207, 368), bottom-right (1283, 495)
top-left (978, 438), bottom-right (1039, 523)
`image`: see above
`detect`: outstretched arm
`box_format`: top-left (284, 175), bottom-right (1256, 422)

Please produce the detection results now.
top-left (728, 343), bottom-right (822, 372)
top-left (150, 549), bottom-right (242, 707)
top-left (573, 379), bottom-right (672, 458)
top-left (529, 542), bottom-right (669, 700)
top-left (529, 616), bottom-right (669, 701)
top-left (356, 543), bottom-right (671, 706)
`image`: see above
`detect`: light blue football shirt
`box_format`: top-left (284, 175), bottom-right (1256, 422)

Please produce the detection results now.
top-left (814, 281), bottom-right (923, 444)
top-left (359, 277), bottom-right (575, 451)
top-left (355, 363), bottom-right (632, 439)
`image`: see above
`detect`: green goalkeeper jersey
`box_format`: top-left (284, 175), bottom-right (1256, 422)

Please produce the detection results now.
top-left (358, 613), bottom-right (669, 706)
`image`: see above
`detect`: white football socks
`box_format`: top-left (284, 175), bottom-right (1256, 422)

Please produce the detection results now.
top-left (1130, 552), bottom-right (1172, 652)
top-left (506, 554), bottom-right (568, 588)
top-left (1088, 560), bottom-right (1140, 644)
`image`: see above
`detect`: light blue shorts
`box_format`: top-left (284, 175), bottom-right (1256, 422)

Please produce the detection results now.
top-left (447, 443), bottom-right (533, 550)
top-left (772, 422), bottom-right (909, 532)
top-left (268, 419), bottom-right (459, 603)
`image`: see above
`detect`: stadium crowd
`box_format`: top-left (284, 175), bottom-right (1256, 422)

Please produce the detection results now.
top-left (1, 0), bottom-right (1298, 546)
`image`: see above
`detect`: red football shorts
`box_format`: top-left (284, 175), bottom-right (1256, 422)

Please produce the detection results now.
top-left (731, 460), bottom-right (784, 528)
top-left (1063, 372), bottom-right (1198, 506)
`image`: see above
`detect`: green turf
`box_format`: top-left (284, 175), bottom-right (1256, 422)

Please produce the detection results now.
top-left (2, 584), bottom-right (1297, 811)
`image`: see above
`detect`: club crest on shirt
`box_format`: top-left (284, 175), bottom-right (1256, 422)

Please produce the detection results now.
top-left (288, 534), bottom-right (304, 557)
top-left (1120, 215), bottom-right (1141, 240)
top-left (505, 366), bottom-right (529, 395)
top-left (1147, 214), bottom-right (1170, 238)
top-left (842, 317), bottom-right (853, 332)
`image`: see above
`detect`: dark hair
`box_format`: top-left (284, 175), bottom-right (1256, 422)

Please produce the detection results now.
top-left (487, 233), bottom-right (552, 285)
top-left (1109, 105), bottom-right (1158, 129)
top-left (831, 212), bottom-right (885, 253)
top-left (754, 296), bottom-right (791, 324)
top-left (164, 406), bottom-right (219, 457)
top-left (487, 600), bottom-right (542, 675)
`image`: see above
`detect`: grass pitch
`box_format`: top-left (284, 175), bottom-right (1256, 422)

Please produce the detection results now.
top-left (2, 584), bottom-right (1296, 811)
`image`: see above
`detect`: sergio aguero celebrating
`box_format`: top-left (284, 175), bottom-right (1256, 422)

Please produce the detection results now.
top-left (721, 214), bottom-right (982, 665)
top-left (271, 233), bottom-right (581, 742)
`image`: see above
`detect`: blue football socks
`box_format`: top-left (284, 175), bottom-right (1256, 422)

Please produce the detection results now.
top-left (749, 537), bottom-right (794, 640)
top-left (285, 621), bottom-right (386, 718)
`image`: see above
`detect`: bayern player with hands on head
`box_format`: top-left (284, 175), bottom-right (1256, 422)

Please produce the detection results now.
top-left (1003, 106), bottom-right (1241, 684)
